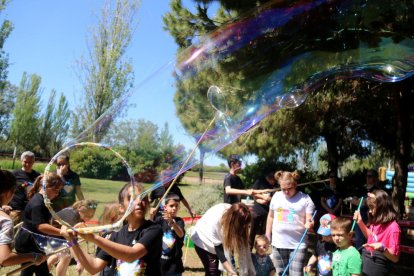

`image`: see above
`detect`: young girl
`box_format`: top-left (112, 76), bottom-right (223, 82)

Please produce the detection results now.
top-left (154, 193), bottom-right (185, 275)
top-left (265, 170), bottom-right (315, 276)
top-left (14, 172), bottom-right (64, 275)
top-left (191, 202), bottom-right (255, 276)
top-left (251, 235), bottom-right (275, 276)
top-left (354, 189), bottom-right (401, 276)
top-left (60, 183), bottom-right (163, 275)
top-left (0, 169), bottom-right (46, 267)
top-left (100, 202), bottom-right (124, 226)
top-left (48, 199), bottom-right (98, 276)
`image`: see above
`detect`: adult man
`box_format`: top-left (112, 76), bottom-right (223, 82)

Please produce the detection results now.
top-left (223, 154), bottom-right (252, 204)
top-left (52, 154), bottom-right (84, 211)
top-left (7, 151), bottom-right (40, 224)
top-left (351, 169), bottom-right (380, 249)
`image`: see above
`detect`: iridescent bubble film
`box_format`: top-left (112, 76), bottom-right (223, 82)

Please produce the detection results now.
top-left (71, 0), bottom-right (414, 195)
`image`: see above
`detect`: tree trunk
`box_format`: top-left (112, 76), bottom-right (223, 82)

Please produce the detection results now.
top-left (199, 149), bottom-right (205, 185)
top-left (392, 84), bottom-right (411, 219)
top-left (325, 133), bottom-right (339, 174)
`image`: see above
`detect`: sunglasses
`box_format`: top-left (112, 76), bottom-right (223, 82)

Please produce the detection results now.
top-left (366, 174), bottom-right (375, 178)
top-left (87, 202), bottom-right (98, 209)
top-left (329, 175), bottom-right (336, 178)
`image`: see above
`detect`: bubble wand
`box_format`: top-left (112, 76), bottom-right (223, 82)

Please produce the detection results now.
top-left (42, 142), bottom-right (136, 234)
top-left (351, 197), bottom-right (364, 232)
top-left (282, 210), bottom-right (317, 276)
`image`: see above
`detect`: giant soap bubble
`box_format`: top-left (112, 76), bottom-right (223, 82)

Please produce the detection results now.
top-left (68, 0), bottom-right (414, 206)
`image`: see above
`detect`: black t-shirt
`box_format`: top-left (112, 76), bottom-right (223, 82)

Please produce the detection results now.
top-left (96, 220), bottom-right (163, 276)
top-left (9, 169), bottom-right (40, 210)
top-left (223, 173), bottom-right (244, 204)
top-left (252, 177), bottom-right (275, 216)
top-left (15, 193), bottom-right (52, 253)
top-left (321, 187), bottom-right (343, 215)
top-left (150, 185), bottom-right (184, 203)
top-left (314, 239), bottom-right (337, 276)
top-left (154, 216), bottom-right (185, 273)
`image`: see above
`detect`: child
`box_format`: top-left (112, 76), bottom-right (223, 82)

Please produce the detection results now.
top-left (0, 169), bottom-right (46, 267)
top-left (331, 217), bottom-right (362, 276)
top-left (48, 200), bottom-right (98, 276)
top-left (305, 213), bottom-right (337, 276)
top-left (100, 202), bottom-right (124, 226)
top-left (251, 235), bottom-right (275, 276)
top-left (60, 183), bottom-right (163, 275)
top-left (154, 193), bottom-right (185, 275)
top-left (14, 172), bottom-right (65, 275)
top-left (354, 189), bottom-right (401, 276)
top-left (95, 202), bottom-right (125, 276)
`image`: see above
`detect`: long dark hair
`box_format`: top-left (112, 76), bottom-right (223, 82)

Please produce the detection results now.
top-left (367, 189), bottom-right (397, 224)
top-left (0, 170), bottom-right (17, 195)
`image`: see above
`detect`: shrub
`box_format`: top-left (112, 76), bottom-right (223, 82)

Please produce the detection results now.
top-left (185, 184), bottom-right (223, 215)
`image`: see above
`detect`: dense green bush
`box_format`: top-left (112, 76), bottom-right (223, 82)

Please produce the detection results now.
top-left (186, 184), bottom-right (223, 214)
top-left (70, 147), bottom-right (124, 180)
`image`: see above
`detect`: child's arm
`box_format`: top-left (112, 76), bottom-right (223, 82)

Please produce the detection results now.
top-left (0, 244), bottom-right (46, 267)
top-left (363, 242), bottom-right (400, 263)
top-left (37, 223), bottom-right (61, 236)
top-left (354, 211), bottom-right (369, 238)
top-left (265, 209), bottom-right (274, 241)
top-left (181, 197), bottom-right (196, 217)
top-left (169, 219), bottom-right (185, 238)
top-left (304, 255), bottom-right (317, 273)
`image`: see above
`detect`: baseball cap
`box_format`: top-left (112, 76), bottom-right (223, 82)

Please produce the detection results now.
top-left (317, 214), bottom-right (336, 236)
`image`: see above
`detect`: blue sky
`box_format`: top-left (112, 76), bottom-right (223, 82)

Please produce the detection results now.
top-left (3, 0), bottom-right (226, 166)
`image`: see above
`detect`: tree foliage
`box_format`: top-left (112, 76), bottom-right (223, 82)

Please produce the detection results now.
top-left (9, 72), bottom-right (41, 152)
top-left (73, 0), bottom-right (139, 142)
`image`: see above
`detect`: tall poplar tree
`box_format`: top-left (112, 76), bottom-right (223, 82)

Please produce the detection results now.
top-left (73, 0), bottom-right (139, 142)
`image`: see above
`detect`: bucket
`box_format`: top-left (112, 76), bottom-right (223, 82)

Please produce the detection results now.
top-left (184, 226), bottom-right (194, 248)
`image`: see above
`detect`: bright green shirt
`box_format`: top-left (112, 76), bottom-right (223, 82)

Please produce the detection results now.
top-left (332, 246), bottom-right (362, 276)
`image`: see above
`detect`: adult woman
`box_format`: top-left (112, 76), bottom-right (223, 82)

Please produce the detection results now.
top-left (265, 171), bottom-right (315, 276)
top-left (191, 202), bottom-right (255, 276)
top-left (0, 169), bottom-right (46, 267)
top-left (14, 173), bottom-right (64, 275)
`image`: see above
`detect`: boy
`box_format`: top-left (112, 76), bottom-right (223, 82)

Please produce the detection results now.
top-left (223, 154), bottom-right (252, 204)
top-left (305, 213), bottom-right (337, 276)
top-left (331, 217), bottom-right (362, 276)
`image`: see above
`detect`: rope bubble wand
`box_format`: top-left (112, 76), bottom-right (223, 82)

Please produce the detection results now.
top-left (43, 142), bottom-right (137, 234)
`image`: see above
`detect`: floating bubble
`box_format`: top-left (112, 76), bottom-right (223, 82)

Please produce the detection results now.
top-left (68, 0), bottom-right (414, 205)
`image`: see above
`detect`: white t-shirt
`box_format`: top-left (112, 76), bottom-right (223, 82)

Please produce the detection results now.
top-left (269, 191), bottom-right (315, 249)
top-left (191, 203), bottom-right (230, 254)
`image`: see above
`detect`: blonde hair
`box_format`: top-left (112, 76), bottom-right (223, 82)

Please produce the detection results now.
top-left (254, 235), bottom-right (270, 248)
top-left (274, 170), bottom-right (300, 185)
top-left (100, 202), bottom-right (123, 225)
